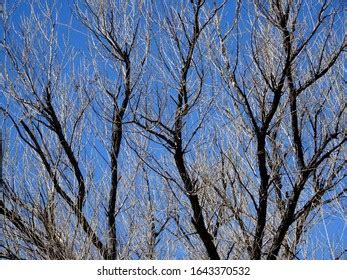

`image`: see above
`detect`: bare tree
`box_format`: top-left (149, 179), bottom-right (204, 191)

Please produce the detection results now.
top-left (210, 0), bottom-right (346, 259)
top-left (0, 0), bottom-right (155, 259)
top-left (0, 0), bottom-right (345, 260)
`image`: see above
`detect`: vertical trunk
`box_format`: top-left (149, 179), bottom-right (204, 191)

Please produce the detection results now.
top-left (107, 59), bottom-right (131, 259)
top-left (174, 149), bottom-right (220, 260)
top-left (107, 119), bottom-right (121, 259)
top-left (251, 132), bottom-right (270, 259)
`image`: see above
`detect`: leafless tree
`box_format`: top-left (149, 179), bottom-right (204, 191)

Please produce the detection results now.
top-left (0, 0), bottom-right (345, 260)
top-left (209, 0), bottom-right (346, 259)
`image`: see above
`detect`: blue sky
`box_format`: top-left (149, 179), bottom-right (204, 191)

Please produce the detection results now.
top-left (0, 0), bottom-right (345, 260)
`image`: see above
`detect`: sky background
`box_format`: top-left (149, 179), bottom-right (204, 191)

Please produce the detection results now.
top-left (0, 0), bottom-right (345, 260)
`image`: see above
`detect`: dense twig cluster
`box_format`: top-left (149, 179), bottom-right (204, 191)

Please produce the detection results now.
top-left (0, 0), bottom-right (345, 260)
